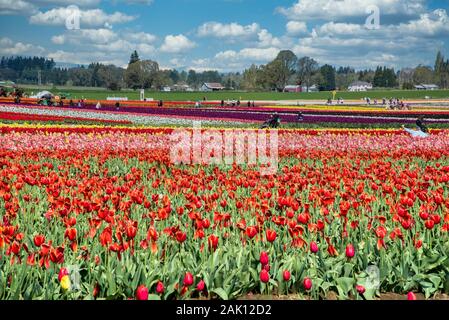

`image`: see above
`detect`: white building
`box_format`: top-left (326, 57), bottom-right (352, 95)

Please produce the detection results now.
top-left (200, 83), bottom-right (225, 92)
top-left (283, 85), bottom-right (302, 93)
top-left (305, 84), bottom-right (319, 92)
top-left (348, 81), bottom-right (373, 92)
top-left (414, 84), bottom-right (439, 91)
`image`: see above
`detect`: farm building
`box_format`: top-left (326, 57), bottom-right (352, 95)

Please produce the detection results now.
top-left (172, 84), bottom-right (193, 92)
top-left (283, 85), bottom-right (302, 93)
top-left (414, 84), bottom-right (439, 90)
top-left (303, 84), bottom-right (319, 92)
top-left (200, 83), bottom-right (225, 92)
top-left (348, 81), bottom-right (373, 92)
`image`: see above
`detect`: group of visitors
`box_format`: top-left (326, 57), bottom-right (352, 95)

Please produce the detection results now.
top-left (386, 98), bottom-right (411, 110)
top-left (363, 97), bottom-right (412, 110)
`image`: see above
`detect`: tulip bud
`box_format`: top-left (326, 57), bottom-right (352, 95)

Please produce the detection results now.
top-left (260, 251), bottom-right (269, 265)
top-left (58, 267), bottom-right (69, 282)
top-left (60, 275), bottom-right (71, 291)
top-left (283, 270), bottom-right (291, 282)
top-left (310, 241), bottom-right (319, 253)
top-left (303, 277), bottom-right (312, 291)
top-left (183, 272), bottom-right (194, 287)
top-left (356, 285), bottom-right (365, 294)
top-left (346, 244), bottom-right (355, 258)
top-left (407, 292), bottom-right (417, 300)
top-left (136, 285), bottom-right (148, 300)
top-left (196, 280), bottom-right (205, 292)
top-left (260, 270), bottom-right (270, 283)
top-left (156, 281), bottom-right (165, 294)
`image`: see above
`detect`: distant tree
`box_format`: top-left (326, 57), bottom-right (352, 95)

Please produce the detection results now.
top-left (358, 69), bottom-right (375, 83)
top-left (402, 82), bottom-right (414, 90)
top-left (124, 60), bottom-right (159, 89)
top-left (435, 51), bottom-right (449, 88)
top-left (373, 66), bottom-right (397, 88)
top-left (187, 70), bottom-right (198, 87)
top-left (242, 64), bottom-right (261, 91)
top-left (297, 57), bottom-right (319, 92)
top-left (153, 70), bottom-right (172, 90)
top-left (319, 64), bottom-right (336, 91)
top-left (412, 65), bottom-right (434, 85)
top-left (260, 59), bottom-right (289, 91)
top-left (276, 50), bottom-right (298, 75)
top-left (129, 51), bottom-right (140, 65)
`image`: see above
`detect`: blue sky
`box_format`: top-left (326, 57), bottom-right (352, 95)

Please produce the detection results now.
top-left (0, 0), bottom-right (448, 72)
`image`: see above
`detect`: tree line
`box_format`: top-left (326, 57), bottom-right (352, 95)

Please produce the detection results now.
top-left (1, 50), bottom-right (448, 91)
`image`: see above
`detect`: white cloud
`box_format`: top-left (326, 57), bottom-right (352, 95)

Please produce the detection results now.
top-left (160, 34), bottom-right (196, 53)
top-left (216, 47), bottom-right (279, 63)
top-left (0, 37), bottom-right (45, 55)
top-left (198, 22), bottom-right (260, 39)
top-left (257, 29), bottom-right (282, 48)
top-left (51, 35), bottom-right (66, 44)
top-left (169, 58), bottom-right (186, 68)
top-left (35, 0), bottom-right (100, 6)
top-left (29, 6), bottom-right (136, 27)
top-left (47, 50), bottom-right (123, 66)
top-left (397, 9), bottom-right (449, 37)
top-left (277, 0), bottom-right (426, 21)
top-left (52, 28), bottom-right (118, 45)
top-left (0, 0), bottom-right (38, 15)
top-left (125, 0), bottom-right (154, 4)
top-left (127, 32), bottom-right (157, 44)
top-left (286, 21), bottom-right (308, 35)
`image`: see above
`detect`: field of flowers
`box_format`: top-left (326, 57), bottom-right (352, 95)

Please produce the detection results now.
top-left (1, 121), bottom-right (449, 300)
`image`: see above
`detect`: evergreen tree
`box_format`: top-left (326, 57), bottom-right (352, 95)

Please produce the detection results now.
top-left (319, 64), bottom-right (336, 91)
top-left (129, 51), bottom-right (140, 65)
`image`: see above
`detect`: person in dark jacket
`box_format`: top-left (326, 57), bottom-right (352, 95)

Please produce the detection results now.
top-left (416, 116), bottom-right (429, 133)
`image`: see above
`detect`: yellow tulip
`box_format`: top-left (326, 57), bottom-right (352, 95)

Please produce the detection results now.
top-left (61, 275), bottom-right (71, 291)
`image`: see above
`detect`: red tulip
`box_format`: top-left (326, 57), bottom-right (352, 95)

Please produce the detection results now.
top-left (407, 292), bottom-right (417, 300)
top-left (202, 218), bottom-right (210, 229)
top-left (260, 251), bottom-right (269, 265)
top-left (176, 231), bottom-right (187, 243)
top-left (136, 285), bottom-right (148, 300)
top-left (58, 267), bottom-right (69, 282)
top-left (65, 228), bottom-right (77, 241)
top-left (246, 226), bottom-right (258, 239)
top-left (34, 235), bottom-right (45, 247)
top-left (208, 234), bottom-right (219, 250)
top-left (260, 270), bottom-right (270, 283)
top-left (266, 229), bottom-right (277, 242)
top-left (283, 270), bottom-right (291, 282)
top-left (183, 272), bottom-right (194, 286)
top-left (126, 225), bottom-right (137, 240)
top-left (196, 280), bottom-right (205, 292)
top-left (303, 277), bottom-right (312, 291)
top-left (425, 219), bottom-right (435, 230)
top-left (156, 281), bottom-right (164, 294)
top-left (346, 244), bottom-right (355, 258)
top-left (310, 241), bottom-right (318, 253)
top-left (356, 285), bottom-right (365, 294)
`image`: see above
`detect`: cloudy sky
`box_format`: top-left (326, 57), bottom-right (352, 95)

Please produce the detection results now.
top-left (0, 0), bottom-right (448, 72)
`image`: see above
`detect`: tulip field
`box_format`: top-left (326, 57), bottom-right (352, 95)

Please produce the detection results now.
top-left (1, 102), bottom-right (449, 300)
